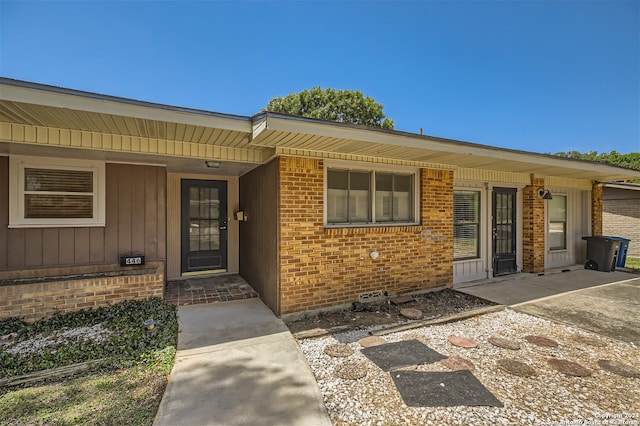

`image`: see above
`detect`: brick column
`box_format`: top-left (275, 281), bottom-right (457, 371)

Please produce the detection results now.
top-left (522, 177), bottom-right (545, 273)
top-left (591, 182), bottom-right (603, 236)
top-left (420, 169), bottom-right (454, 285)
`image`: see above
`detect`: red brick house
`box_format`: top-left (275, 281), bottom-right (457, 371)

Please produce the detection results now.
top-left (2, 78), bottom-right (639, 321)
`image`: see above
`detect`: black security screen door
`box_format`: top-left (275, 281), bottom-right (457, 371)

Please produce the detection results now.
top-left (181, 179), bottom-right (227, 273)
top-left (492, 187), bottom-right (517, 276)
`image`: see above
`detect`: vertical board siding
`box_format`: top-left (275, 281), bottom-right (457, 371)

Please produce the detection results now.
top-left (545, 189), bottom-right (590, 269)
top-left (239, 159), bottom-right (279, 313)
top-left (0, 157), bottom-right (7, 269)
top-left (0, 161), bottom-right (166, 270)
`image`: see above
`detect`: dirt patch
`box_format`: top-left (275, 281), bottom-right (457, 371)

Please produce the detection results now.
top-left (285, 289), bottom-right (494, 335)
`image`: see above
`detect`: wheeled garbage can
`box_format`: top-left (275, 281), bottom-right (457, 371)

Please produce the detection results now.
top-left (582, 236), bottom-right (621, 272)
top-left (608, 236), bottom-right (631, 268)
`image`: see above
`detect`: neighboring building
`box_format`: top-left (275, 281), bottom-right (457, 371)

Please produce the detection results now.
top-left (603, 182), bottom-right (640, 259)
top-left (2, 78), bottom-right (639, 321)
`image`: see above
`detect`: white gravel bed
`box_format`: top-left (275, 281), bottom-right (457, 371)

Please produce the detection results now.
top-left (2, 323), bottom-right (112, 356)
top-left (297, 309), bottom-right (640, 426)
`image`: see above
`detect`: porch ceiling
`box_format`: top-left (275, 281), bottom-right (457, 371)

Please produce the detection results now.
top-left (251, 114), bottom-right (640, 182)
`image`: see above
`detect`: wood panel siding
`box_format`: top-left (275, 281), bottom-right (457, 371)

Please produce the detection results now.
top-left (239, 159), bottom-right (279, 313)
top-left (0, 160), bottom-right (166, 270)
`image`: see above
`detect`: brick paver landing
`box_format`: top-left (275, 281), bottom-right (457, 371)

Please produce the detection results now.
top-left (164, 275), bottom-right (258, 306)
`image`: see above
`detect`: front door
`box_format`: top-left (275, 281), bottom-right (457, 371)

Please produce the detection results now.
top-left (181, 179), bottom-right (228, 274)
top-left (493, 187), bottom-right (517, 276)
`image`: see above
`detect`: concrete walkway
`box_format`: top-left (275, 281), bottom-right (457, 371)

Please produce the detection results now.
top-left (154, 298), bottom-right (331, 426)
top-left (457, 269), bottom-right (633, 305)
top-left (458, 269), bottom-right (640, 345)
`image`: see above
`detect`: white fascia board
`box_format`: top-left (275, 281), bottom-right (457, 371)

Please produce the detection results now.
top-left (259, 115), bottom-right (640, 180)
top-left (0, 82), bottom-right (252, 134)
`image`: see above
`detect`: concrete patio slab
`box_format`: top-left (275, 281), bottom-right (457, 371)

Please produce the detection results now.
top-left (514, 278), bottom-right (640, 345)
top-left (154, 298), bottom-right (331, 426)
top-left (457, 269), bottom-right (633, 306)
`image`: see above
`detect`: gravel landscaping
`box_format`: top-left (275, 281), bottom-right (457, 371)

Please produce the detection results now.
top-left (297, 309), bottom-right (640, 425)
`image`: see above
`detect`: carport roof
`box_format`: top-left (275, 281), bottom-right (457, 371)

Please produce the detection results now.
top-left (1, 77), bottom-right (638, 182)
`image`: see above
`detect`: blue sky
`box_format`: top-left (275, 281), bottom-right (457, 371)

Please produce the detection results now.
top-left (1, 0), bottom-right (638, 154)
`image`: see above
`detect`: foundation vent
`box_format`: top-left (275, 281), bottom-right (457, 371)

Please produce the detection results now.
top-left (359, 290), bottom-right (384, 303)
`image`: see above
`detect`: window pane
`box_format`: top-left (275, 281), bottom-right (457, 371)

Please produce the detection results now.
top-left (454, 190), bottom-right (480, 259)
top-left (328, 170), bottom-right (348, 190)
top-left (393, 175), bottom-right (412, 221)
top-left (25, 168), bottom-right (93, 192)
top-left (25, 194), bottom-right (93, 218)
top-left (549, 222), bottom-right (566, 250)
top-left (549, 195), bottom-right (566, 222)
top-left (375, 173), bottom-right (393, 221)
top-left (454, 224), bottom-right (479, 259)
top-left (348, 172), bottom-right (370, 222)
top-left (454, 191), bottom-right (479, 223)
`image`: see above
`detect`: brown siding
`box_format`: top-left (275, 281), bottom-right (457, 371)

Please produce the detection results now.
top-left (603, 199), bottom-right (640, 258)
top-left (239, 159), bottom-right (279, 312)
top-left (0, 161), bottom-right (166, 271)
top-left (0, 157), bottom-right (7, 269)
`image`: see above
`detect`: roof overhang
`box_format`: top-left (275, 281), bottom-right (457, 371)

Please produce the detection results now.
top-left (251, 113), bottom-right (640, 182)
top-left (1, 78), bottom-right (638, 183)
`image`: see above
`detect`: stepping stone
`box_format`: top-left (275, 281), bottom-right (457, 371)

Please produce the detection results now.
top-left (359, 336), bottom-right (386, 348)
top-left (324, 343), bottom-right (354, 358)
top-left (402, 333), bottom-right (429, 344)
top-left (597, 359), bottom-right (640, 378)
top-left (400, 308), bottom-right (423, 319)
top-left (488, 337), bottom-right (521, 350)
top-left (441, 355), bottom-right (475, 371)
top-left (391, 296), bottom-right (414, 305)
top-left (448, 335), bottom-right (479, 348)
top-left (390, 370), bottom-right (503, 407)
top-left (497, 358), bottom-right (538, 377)
top-left (572, 334), bottom-right (608, 348)
top-left (361, 339), bottom-right (446, 371)
top-left (524, 335), bottom-right (558, 348)
top-left (334, 360), bottom-right (368, 380)
top-left (548, 358), bottom-right (592, 377)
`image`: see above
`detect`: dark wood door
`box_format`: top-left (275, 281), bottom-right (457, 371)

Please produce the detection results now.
top-left (493, 187), bottom-right (517, 276)
top-left (181, 179), bottom-right (227, 273)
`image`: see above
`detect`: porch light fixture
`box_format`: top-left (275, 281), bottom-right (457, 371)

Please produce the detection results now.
top-left (205, 160), bottom-right (222, 169)
top-left (537, 188), bottom-right (553, 200)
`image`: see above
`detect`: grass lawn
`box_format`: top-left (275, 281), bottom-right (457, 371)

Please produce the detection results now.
top-left (625, 256), bottom-right (640, 271)
top-left (0, 298), bottom-right (177, 425)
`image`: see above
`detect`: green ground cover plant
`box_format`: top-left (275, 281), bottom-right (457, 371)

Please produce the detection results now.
top-left (0, 298), bottom-right (177, 425)
top-left (625, 257), bottom-right (640, 271)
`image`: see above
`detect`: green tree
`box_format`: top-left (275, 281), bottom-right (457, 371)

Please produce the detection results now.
top-left (265, 87), bottom-right (394, 129)
top-left (553, 150), bottom-right (640, 172)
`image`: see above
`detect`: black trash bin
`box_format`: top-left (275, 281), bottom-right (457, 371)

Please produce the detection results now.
top-left (582, 236), bottom-right (621, 272)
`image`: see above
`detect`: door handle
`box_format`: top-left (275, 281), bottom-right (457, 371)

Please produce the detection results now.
top-left (219, 221), bottom-right (227, 231)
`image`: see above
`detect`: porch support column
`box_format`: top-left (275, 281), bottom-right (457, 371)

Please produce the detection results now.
top-left (522, 176), bottom-right (545, 273)
top-left (591, 182), bottom-right (603, 236)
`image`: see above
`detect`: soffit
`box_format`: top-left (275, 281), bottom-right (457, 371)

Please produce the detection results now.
top-left (251, 116), bottom-right (640, 182)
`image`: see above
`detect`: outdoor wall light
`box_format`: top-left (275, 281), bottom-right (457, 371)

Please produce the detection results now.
top-left (370, 251), bottom-right (379, 260)
top-left (537, 188), bottom-right (553, 200)
top-left (205, 160), bottom-right (222, 168)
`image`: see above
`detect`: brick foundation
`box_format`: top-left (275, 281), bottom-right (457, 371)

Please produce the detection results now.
top-left (0, 262), bottom-right (165, 322)
top-left (522, 177), bottom-right (545, 273)
top-left (277, 156), bottom-right (453, 316)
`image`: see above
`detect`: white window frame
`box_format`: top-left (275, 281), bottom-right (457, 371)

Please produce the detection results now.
top-left (324, 160), bottom-right (420, 227)
top-left (9, 155), bottom-right (106, 228)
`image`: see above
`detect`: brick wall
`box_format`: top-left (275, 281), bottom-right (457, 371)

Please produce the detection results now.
top-left (278, 156), bottom-right (453, 316)
top-left (0, 262), bottom-right (164, 322)
top-left (591, 183), bottom-right (603, 236)
top-left (603, 200), bottom-right (640, 258)
top-left (522, 178), bottom-right (545, 273)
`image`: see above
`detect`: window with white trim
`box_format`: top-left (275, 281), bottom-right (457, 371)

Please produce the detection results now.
top-left (9, 156), bottom-right (105, 227)
top-left (326, 168), bottom-right (415, 225)
top-left (548, 194), bottom-right (567, 251)
top-left (453, 190), bottom-right (480, 260)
